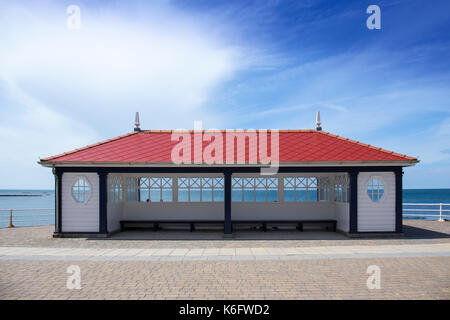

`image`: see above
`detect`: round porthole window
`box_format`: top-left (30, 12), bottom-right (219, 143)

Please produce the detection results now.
top-left (72, 177), bottom-right (91, 203)
top-left (367, 176), bottom-right (384, 202)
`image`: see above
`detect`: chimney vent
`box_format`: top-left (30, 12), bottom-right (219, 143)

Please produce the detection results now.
top-left (316, 111), bottom-right (322, 131)
top-left (134, 112), bottom-right (141, 132)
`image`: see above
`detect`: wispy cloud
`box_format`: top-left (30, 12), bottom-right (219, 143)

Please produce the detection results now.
top-left (0, 0), bottom-right (449, 188)
top-left (0, 0), bottom-right (258, 187)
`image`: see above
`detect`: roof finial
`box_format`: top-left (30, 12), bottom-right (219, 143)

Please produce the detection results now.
top-left (316, 111), bottom-right (322, 131)
top-left (134, 112), bottom-right (141, 132)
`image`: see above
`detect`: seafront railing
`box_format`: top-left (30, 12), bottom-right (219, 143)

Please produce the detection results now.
top-left (0, 204), bottom-right (449, 228)
top-left (0, 208), bottom-right (54, 228)
top-left (402, 203), bottom-right (450, 222)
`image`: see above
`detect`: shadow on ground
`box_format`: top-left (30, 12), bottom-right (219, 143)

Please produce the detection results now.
top-left (403, 224), bottom-right (450, 239)
top-left (97, 228), bottom-right (349, 241)
top-left (90, 221), bottom-right (450, 241)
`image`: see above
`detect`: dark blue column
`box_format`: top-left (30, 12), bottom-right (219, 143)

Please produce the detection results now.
top-left (224, 171), bottom-right (232, 235)
top-left (53, 168), bottom-right (63, 234)
top-left (98, 171), bottom-right (108, 234)
top-left (395, 168), bottom-right (403, 233)
top-left (349, 170), bottom-right (358, 233)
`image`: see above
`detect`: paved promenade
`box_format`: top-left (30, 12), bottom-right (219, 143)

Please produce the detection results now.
top-left (0, 220), bottom-right (449, 299)
top-left (1, 257), bottom-right (449, 300)
top-left (1, 220), bottom-right (449, 249)
top-left (1, 243), bottom-right (449, 261)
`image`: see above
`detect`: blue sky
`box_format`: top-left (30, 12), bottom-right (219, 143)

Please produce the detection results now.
top-left (0, 0), bottom-right (449, 189)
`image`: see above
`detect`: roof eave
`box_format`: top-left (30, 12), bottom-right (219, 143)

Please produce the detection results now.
top-left (38, 159), bottom-right (419, 168)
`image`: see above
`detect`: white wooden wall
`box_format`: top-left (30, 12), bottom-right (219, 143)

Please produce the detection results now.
top-left (107, 201), bottom-right (123, 232)
top-left (123, 202), bottom-right (341, 222)
top-left (61, 173), bottom-right (99, 232)
top-left (232, 202), bottom-right (335, 220)
top-left (357, 172), bottom-right (396, 232)
top-left (335, 202), bottom-right (349, 232)
top-left (122, 202), bottom-right (223, 220)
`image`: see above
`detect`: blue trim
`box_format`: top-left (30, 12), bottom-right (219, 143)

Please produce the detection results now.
top-left (56, 166), bottom-right (404, 174)
top-left (224, 171), bottom-right (232, 234)
top-left (349, 170), bottom-right (358, 233)
top-left (98, 172), bottom-right (108, 234)
top-left (395, 168), bottom-right (403, 233)
top-left (53, 168), bottom-right (63, 233)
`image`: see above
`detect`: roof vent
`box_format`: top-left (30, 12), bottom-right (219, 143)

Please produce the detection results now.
top-left (134, 112), bottom-right (141, 132)
top-left (316, 111), bottom-right (322, 131)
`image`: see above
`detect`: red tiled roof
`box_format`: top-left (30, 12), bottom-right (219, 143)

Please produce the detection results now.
top-left (40, 130), bottom-right (418, 165)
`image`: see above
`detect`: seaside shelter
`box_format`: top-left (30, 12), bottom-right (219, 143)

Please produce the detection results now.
top-left (39, 115), bottom-right (419, 237)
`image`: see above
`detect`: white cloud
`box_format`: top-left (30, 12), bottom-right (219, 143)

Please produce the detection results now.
top-left (0, 1), bottom-right (253, 188)
top-left (0, 1), bottom-right (245, 116)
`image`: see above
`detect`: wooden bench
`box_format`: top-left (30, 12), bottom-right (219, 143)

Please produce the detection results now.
top-left (233, 220), bottom-right (337, 232)
top-left (120, 220), bottom-right (224, 232)
top-left (120, 220), bottom-right (337, 232)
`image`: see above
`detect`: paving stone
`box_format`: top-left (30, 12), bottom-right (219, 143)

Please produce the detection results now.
top-left (0, 221), bottom-right (449, 299)
top-left (0, 257), bottom-right (448, 300)
top-left (1, 220), bottom-right (448, 249)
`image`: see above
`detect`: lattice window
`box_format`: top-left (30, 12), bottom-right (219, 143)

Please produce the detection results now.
top-left (178, 177), bottom-right (224, 202)
top-left (108, 176), bottom-right (123, 202)
top-left (367, 176), bottom-right (384, 202)
top-left (318, 177), bottom-right (331, 201)
top-left (72, 177), bottom-right (91, 203)
top-left (126, 177), bottom-right (138, 202)
top-left (334, 175), bottom-right (349, 203)
top-left (138, 177), bottom-right (173, 202)
top-left (283, 177), bottom-right (318, 202)
top-left (232, 177), bottom-right (278, 202)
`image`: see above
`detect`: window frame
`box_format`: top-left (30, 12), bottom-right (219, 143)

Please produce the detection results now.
top-left (178, 176), bottom-right (224, 203)
top-left (108, 175), bottom-right (124, 203)
top-left (137, 177), bottom-right (173, 202)
top-left (125, 177), bottom-right (138, 202)
top-left (282, 176), bottom-right (319, 202)
top-left (333, 174), bottom-right (349, 203)
top-left (71, 176), bottom-right (92, 204)
top-left (367, 175), bottom-right (385, 203)
top-left (232, 176), bottom-right (278, 203)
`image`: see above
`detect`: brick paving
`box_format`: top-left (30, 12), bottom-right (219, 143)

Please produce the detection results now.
top-left (0, 220), bottom-right (448, 249)
top-left (0, 257), bottom-right (448, 299)
top-left (0, 220), bottom-right (448, 300)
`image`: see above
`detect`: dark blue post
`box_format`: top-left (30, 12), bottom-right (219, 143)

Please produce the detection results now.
top-left (53, 168), bottom-right (63, 234)
top-left (98, 171), bottom-right (108, 234)
top-left (395, 168), bottom-right (403, 233)
top-left (224, 171), bottom-right (232, 235)
top-left (349, 170), bottom-right (358, 234)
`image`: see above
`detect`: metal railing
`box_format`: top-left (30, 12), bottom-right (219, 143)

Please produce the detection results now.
top-left (402, 203), bottom-right (450, 221)
top-left (0, 203), bottom-right (449, 227)
top-left (0, 208), bottom-right (54, 227)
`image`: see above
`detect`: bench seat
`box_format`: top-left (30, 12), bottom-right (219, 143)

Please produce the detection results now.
top-left (120, 220), bottom-right (337, 232)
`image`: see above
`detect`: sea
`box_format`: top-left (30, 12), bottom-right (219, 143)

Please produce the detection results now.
top-left (0, 189), bottom-right (449, 228)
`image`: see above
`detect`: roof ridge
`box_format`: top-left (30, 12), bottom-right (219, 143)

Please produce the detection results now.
top-left (41, 132), bottom-right (138, 161)
top-left (318, 131), bottom-right (417, 161)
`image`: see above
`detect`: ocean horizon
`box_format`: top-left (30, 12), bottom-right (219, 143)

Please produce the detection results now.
top-left (0, 188), bottom-right (449, 227)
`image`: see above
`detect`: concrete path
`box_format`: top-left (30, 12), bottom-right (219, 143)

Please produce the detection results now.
top-left (1, 243), bottom-right (449, 261)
